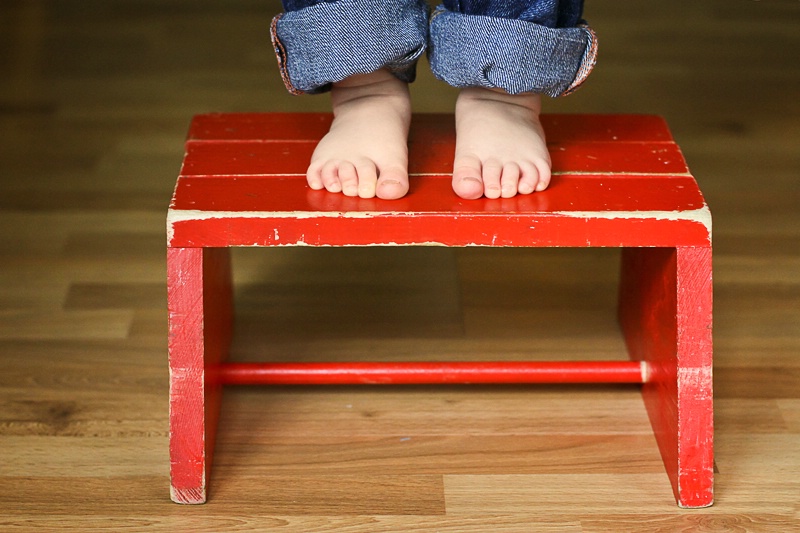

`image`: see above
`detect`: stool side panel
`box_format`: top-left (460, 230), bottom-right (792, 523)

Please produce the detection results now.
top-left (618, 247), bottom-right (714, 508)
top-left (167, 247), bottom-right (207, 503)
top-left (675, 246), bottom-right (714, 507)
top-left (167, 247), bottom-right (234, 504)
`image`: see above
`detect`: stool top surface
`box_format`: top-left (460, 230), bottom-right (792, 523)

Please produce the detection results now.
top-left (168, 113), bottom-right (711, 248)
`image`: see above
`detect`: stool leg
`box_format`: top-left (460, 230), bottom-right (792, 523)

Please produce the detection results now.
top-left (167, 247), bottom-right (233, 504)
top-left (619, 246), bottom-right (713, 508)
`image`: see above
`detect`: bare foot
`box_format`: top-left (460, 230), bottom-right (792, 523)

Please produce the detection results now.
top-left (452, 88), bottom-right (552, 200)
top-left (306, 69), bottom-right (411, 199)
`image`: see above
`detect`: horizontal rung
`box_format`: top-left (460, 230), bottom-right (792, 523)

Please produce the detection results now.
top-left (216, 361), bottom-right (648, 386)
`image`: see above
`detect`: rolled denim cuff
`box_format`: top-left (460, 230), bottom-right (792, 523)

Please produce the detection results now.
top-left (428, 7), bottom-right (598, 97)
top-left (271, 0), bottom-right (429, 95)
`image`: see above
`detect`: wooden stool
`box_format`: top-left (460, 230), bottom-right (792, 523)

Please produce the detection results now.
top-left (167, 113), bottom-right (713, 507)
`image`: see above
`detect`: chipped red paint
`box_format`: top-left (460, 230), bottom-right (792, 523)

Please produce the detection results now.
top-left (167, 247), bottom-right (231, 504)
top-left (619, 247), bottom-right (714, 508)
top-left (167, 113), bottom-right (713, 507)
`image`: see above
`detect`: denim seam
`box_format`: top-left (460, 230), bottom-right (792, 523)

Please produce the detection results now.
top-left (561, 23), bottom-right (598, 97)
top-left (270, 14), bottom-right (303, 95)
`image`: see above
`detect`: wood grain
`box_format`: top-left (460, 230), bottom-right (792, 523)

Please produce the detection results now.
top-left (1, 0), bottom-right (798, 529)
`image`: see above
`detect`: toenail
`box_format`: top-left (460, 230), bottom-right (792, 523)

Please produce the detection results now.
top-left (519, 183), bottom-right (534, 194)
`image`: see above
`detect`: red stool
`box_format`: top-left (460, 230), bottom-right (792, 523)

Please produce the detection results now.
top-left (167, 113), bottom-right (713, 507)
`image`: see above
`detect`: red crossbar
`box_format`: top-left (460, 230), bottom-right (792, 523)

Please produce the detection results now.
top-left (216, 361), bottom-right (647, 386)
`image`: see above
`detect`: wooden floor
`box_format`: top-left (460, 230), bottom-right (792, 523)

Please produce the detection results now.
top-left (2, 0), bottom-right (799, 530)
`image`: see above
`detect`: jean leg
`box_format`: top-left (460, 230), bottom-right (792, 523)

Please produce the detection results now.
top-left (430, 0), bottom-right (597, 96)
top-left (271, 0), bottom-right (429, 95)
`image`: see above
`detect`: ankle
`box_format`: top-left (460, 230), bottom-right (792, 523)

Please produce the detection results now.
top-left (333, 68), bottom-right (399, 89)
top-left (332, 69), bottom-right (409, 103)
top-left (457, 87), bottom-right (542, 115)
top-left (331, 70), bottom-right (411, 118)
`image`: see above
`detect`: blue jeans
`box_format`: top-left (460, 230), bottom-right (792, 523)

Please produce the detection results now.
top-left (272, 0), bottom-right (597, 98)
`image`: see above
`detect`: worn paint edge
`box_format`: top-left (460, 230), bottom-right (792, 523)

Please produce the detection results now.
top-left (167, 205), bottom-right (711, 244)
top-left (554, 206), bottom-right (712, 235)
top-left (167, 210), bottom-right (382, 244)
